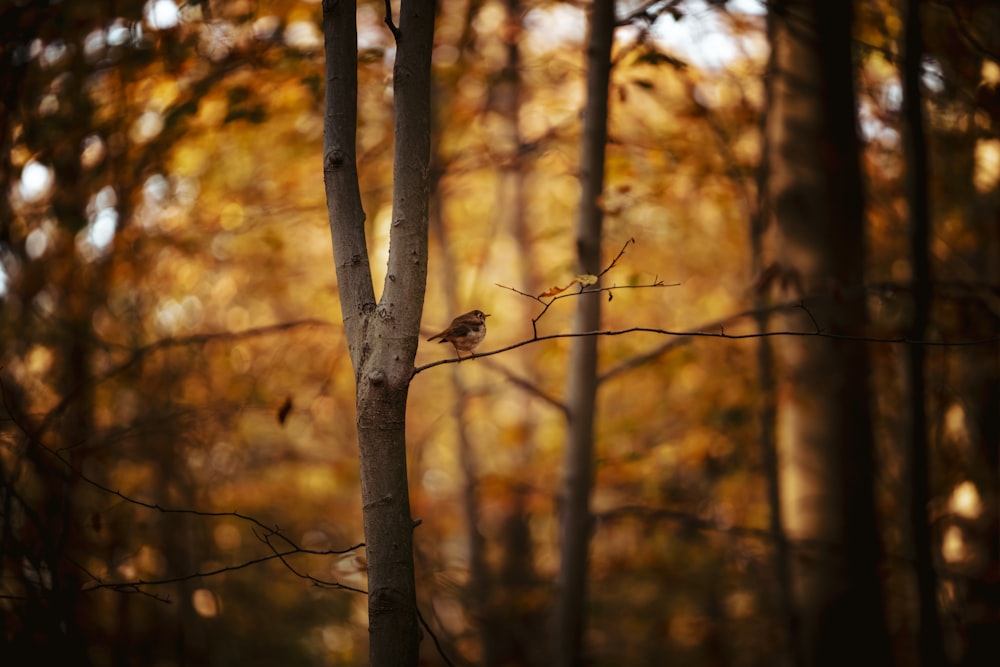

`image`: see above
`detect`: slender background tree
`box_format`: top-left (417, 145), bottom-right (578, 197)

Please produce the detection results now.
top-left (552, 0), bottom-right (615, 664)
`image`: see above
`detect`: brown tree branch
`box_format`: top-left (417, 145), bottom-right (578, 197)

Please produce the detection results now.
top-left (65, 543), bottom-right (368, 600)
top-left (1, 379), bottom-right (366, 598)
top-left (495, 238), bottom-right (678, 338)
top-left (31, 319), bottom-right (334, 442)
top-left (413, 297), bottom-right (1000, 376)
top-left (480, 359), bottom-right (569, 416)
top-left (383, 0), bottom-right (401, 41)
top-left (258, 530), bottom-right (368, 594)
top-left (942, 0), bottom-right (1000, 62)
top-left (322, 0), bottom-right (377, 369)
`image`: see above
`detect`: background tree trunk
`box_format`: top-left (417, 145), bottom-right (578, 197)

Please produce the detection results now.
top-left (428, 163), bottom-right (494, 665)
top-left (921, 4), bottom-right (1000, 662)
top-left (900, 1), bottom-right (947, 664)
top-left (763, 2), bottom-right (892, 666)
top-left (322, 1), bottom-right (434, 664)
top-left (553, 0), bottom-right (614, 664)
top-left (753, 15), bottom-right (800, 665)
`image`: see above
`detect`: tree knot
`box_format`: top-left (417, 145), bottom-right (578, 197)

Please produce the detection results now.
top-left (325, 149), bottom-right (347, 169)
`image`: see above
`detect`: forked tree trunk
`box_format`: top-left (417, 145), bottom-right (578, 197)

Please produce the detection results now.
top-left (321, 1), bottom-right (435, 665)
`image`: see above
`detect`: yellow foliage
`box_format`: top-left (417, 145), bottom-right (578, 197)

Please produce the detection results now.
top-left (6, 0), bottom-right (994, 663)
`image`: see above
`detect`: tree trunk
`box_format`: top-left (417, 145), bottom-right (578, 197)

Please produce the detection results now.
top-left (322, 1), bottom-right (435, 664)
top-left (553, 0), bottom-right (614, 664)
top-left (753, 16), bottom-right (800, 665)
top-left (429, 163), bottom-right (493, 665)
top-left (900, 1), bottom-right (947, 664)
top-left (763, 3), bottom-right (891, 666)
top-left (921, 3), bottom-right (1000, 662)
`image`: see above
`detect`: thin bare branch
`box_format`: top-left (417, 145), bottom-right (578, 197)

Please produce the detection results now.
top-left (413, 299), bottom-right (1000, 376)
top-left (598, 335), bottom-right (694, 383)
top-left (260, 532), bottom-right (369, 595)
top-left (496, 279), bottom-right (674, 338)
top-left (494, 283), bottom-right (538, 301)
top-left (383, 0), bottom-right (400, 40)
top-left (598, 237), bottom-right (636, 279)
top-left (416, 605), bottom-right (458, 667)
top-left (1, 378), bottom-right (366, 599)
top-left (943, 0), bottom-right (1000, 62)
top-left (494, 238), bottom-right (674, 337)
top-left (34, 319), bottom-right (334, 441)
top-left (68, 543), bottom-right (367, 599)
top-left (481, 359), bottom-right (568, 416)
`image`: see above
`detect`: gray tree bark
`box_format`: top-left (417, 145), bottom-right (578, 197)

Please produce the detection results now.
top-left (321, 1), bottom-right (435, 665)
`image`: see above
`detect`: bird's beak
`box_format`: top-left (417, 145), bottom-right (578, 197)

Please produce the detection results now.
top-left (485, 313), bottom-right (491, 318)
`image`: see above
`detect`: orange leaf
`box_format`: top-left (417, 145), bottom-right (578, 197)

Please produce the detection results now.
top-left (538, 274), bottom-right (598, 298)
top-left (538, 284), bottom-right (568, 298)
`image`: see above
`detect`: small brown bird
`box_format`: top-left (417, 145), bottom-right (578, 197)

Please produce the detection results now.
top-left (427, 309), bottom-right (490, 357)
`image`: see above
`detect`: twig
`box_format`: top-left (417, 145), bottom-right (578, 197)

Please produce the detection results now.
top-left (1, 379), bottom-right (366, 597)
top-left (68, 543), bottom-right (367, 599)
top-left (598, 237), bottom-right (636, 279)
top-left (260, 531), bottom-right (369, 595)
top-left (414, 320), bottom-right (1000, 375)
top-left (481, 359), bottom-right (568, 416)
top-left (944, 0), bottom-right (1000, 62)
top-left (495, 279), bottom-right (675, 338)
top-left (418, 282), bottom-right (1000, 376)
top-left (417, 604), bottom-right (457, 667)
top-left (495, 238), bottom-right (675, 338)
top-left (795, 301), bottom-right (822, 333)
top-left (598, 335), bottom-right (693, 383)
top-left (383, 0), bottom-right (400, 40)
top-left (35, 319), bottom-right (333, 442)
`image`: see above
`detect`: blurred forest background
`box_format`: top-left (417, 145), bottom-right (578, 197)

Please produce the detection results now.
top-left (1, 0), bottom-right (999, 666)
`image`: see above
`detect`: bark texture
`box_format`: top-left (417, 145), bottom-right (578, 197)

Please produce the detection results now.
top-left (322, 1), bottom-right (435, 664)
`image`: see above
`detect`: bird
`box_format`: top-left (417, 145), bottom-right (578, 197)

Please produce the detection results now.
top-left (426, 309), bottom-right (490, 357)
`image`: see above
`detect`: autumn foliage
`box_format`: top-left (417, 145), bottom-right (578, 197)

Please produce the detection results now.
top-left (1, 1), bottom-right (998, 666)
